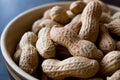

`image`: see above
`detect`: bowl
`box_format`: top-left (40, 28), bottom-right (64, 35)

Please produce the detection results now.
top-left (1, 1), bottom-right (120, 80)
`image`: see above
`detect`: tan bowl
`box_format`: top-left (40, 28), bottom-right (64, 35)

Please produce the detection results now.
top-left (1, 1), bottom-right (120, 80)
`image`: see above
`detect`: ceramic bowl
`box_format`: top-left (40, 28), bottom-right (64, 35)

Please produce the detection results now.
top-left (1, 1), bottom-right (120, 80)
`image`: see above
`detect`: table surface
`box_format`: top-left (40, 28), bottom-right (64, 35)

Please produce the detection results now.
top-left (0, 0), bottom-right (120, 80)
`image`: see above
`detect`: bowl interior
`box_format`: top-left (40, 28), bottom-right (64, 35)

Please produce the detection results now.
top-left (1, 1), bottom-right (120, 80)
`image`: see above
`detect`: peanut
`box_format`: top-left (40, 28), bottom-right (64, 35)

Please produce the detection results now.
top-left (83, 0), bottom-right (112, 15)
top-left (31, 8), bottom-right (54, 34)
top-left (112, 12), bottom-right (120, 20)
top-left (19, 31), bottom-right (38, 48)
top-left (42, 9), bottom-right (51, 19)
top-left (32, 19), bottom-right (62, 34)
top-left (79, 1), bottom-right (102, 43)
top-left (97, 24), bottom-right (116, 53)
top-left (38, 19), bottom-right (61, 29)
top-left (42, 56), bottom-right (99, 79)
top-left (65, 14), bottom-right (82, 33)
top-left (106, 19), bottom-right (120, 37)
top-left (14, 32), bottom-right (39, 74)
top-left (107, 69), bottom-right (120, 80)
top-left (50, 26), bottom-right (103, 60)
top-left (32, 19), bottom-right (43, 34)
top-left (100, 12), bottom-right (112, 23)
top-left (19, 44), bottom-right (39, 74)
top-left (70, 1), bottom-right (86, 14)
top-left (99, 51), bottom-right (120, 76)
top-left (13, 32), bottom-right (38, 64)
top-left (36, 27), bottom-right (56, 58)
top-left (13, 45), bottom-right (22, 64)
top-left (50, 6), bottom-right (70, 25)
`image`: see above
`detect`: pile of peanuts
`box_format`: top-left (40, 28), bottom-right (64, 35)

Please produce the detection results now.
top-left (13, 0), bottom-right (120, 80)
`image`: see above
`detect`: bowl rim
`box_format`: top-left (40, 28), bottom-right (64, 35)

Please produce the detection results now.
top-left (1, 1), bottom-right (120, 80)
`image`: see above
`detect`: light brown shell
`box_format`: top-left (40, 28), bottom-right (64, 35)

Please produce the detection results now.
top-left (79, 1), bottom-right (102, 43)
top-left (19, 31), bottom-right (38, 48)
top-left (36, 27), bottom-right (56, 58)
top-left (98, 24), bottom-right (116, 53)
top-left (112, 12), bottom-right (120, 20)
top-left (13, 45), bottom-right (22, 64)
top-left (42, 56), bottom-right (99, 80)
top-left (100, 12), bottom-right (112, 23)
top-left (19, 44), bottom-right (39, 74)
top-left (70, 1), bottom-right (86, 14)
top-left (32, 19), bottom-right (43, 34)
top-left (50, 6), bottom-right (70, 25)
top-left (83, 0), bottom-right (112, 15)
top-left (42, 9), bottom-right (51, 19)
top-left (50, 26), bottom-right (103, 60)
top-left (106, 19), bottom-right (120, 37)
top-left (32, 19), bottom-right (62, 34)
top-left (99, 51), bottom-right (120, 76)
top-left (107, 69), bottom-right (120, 80)
top-left (65, 14), bottom-right (82, 33)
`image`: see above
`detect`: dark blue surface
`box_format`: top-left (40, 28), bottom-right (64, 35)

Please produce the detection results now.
top-left (0, 0), bottom-right (120, 80)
